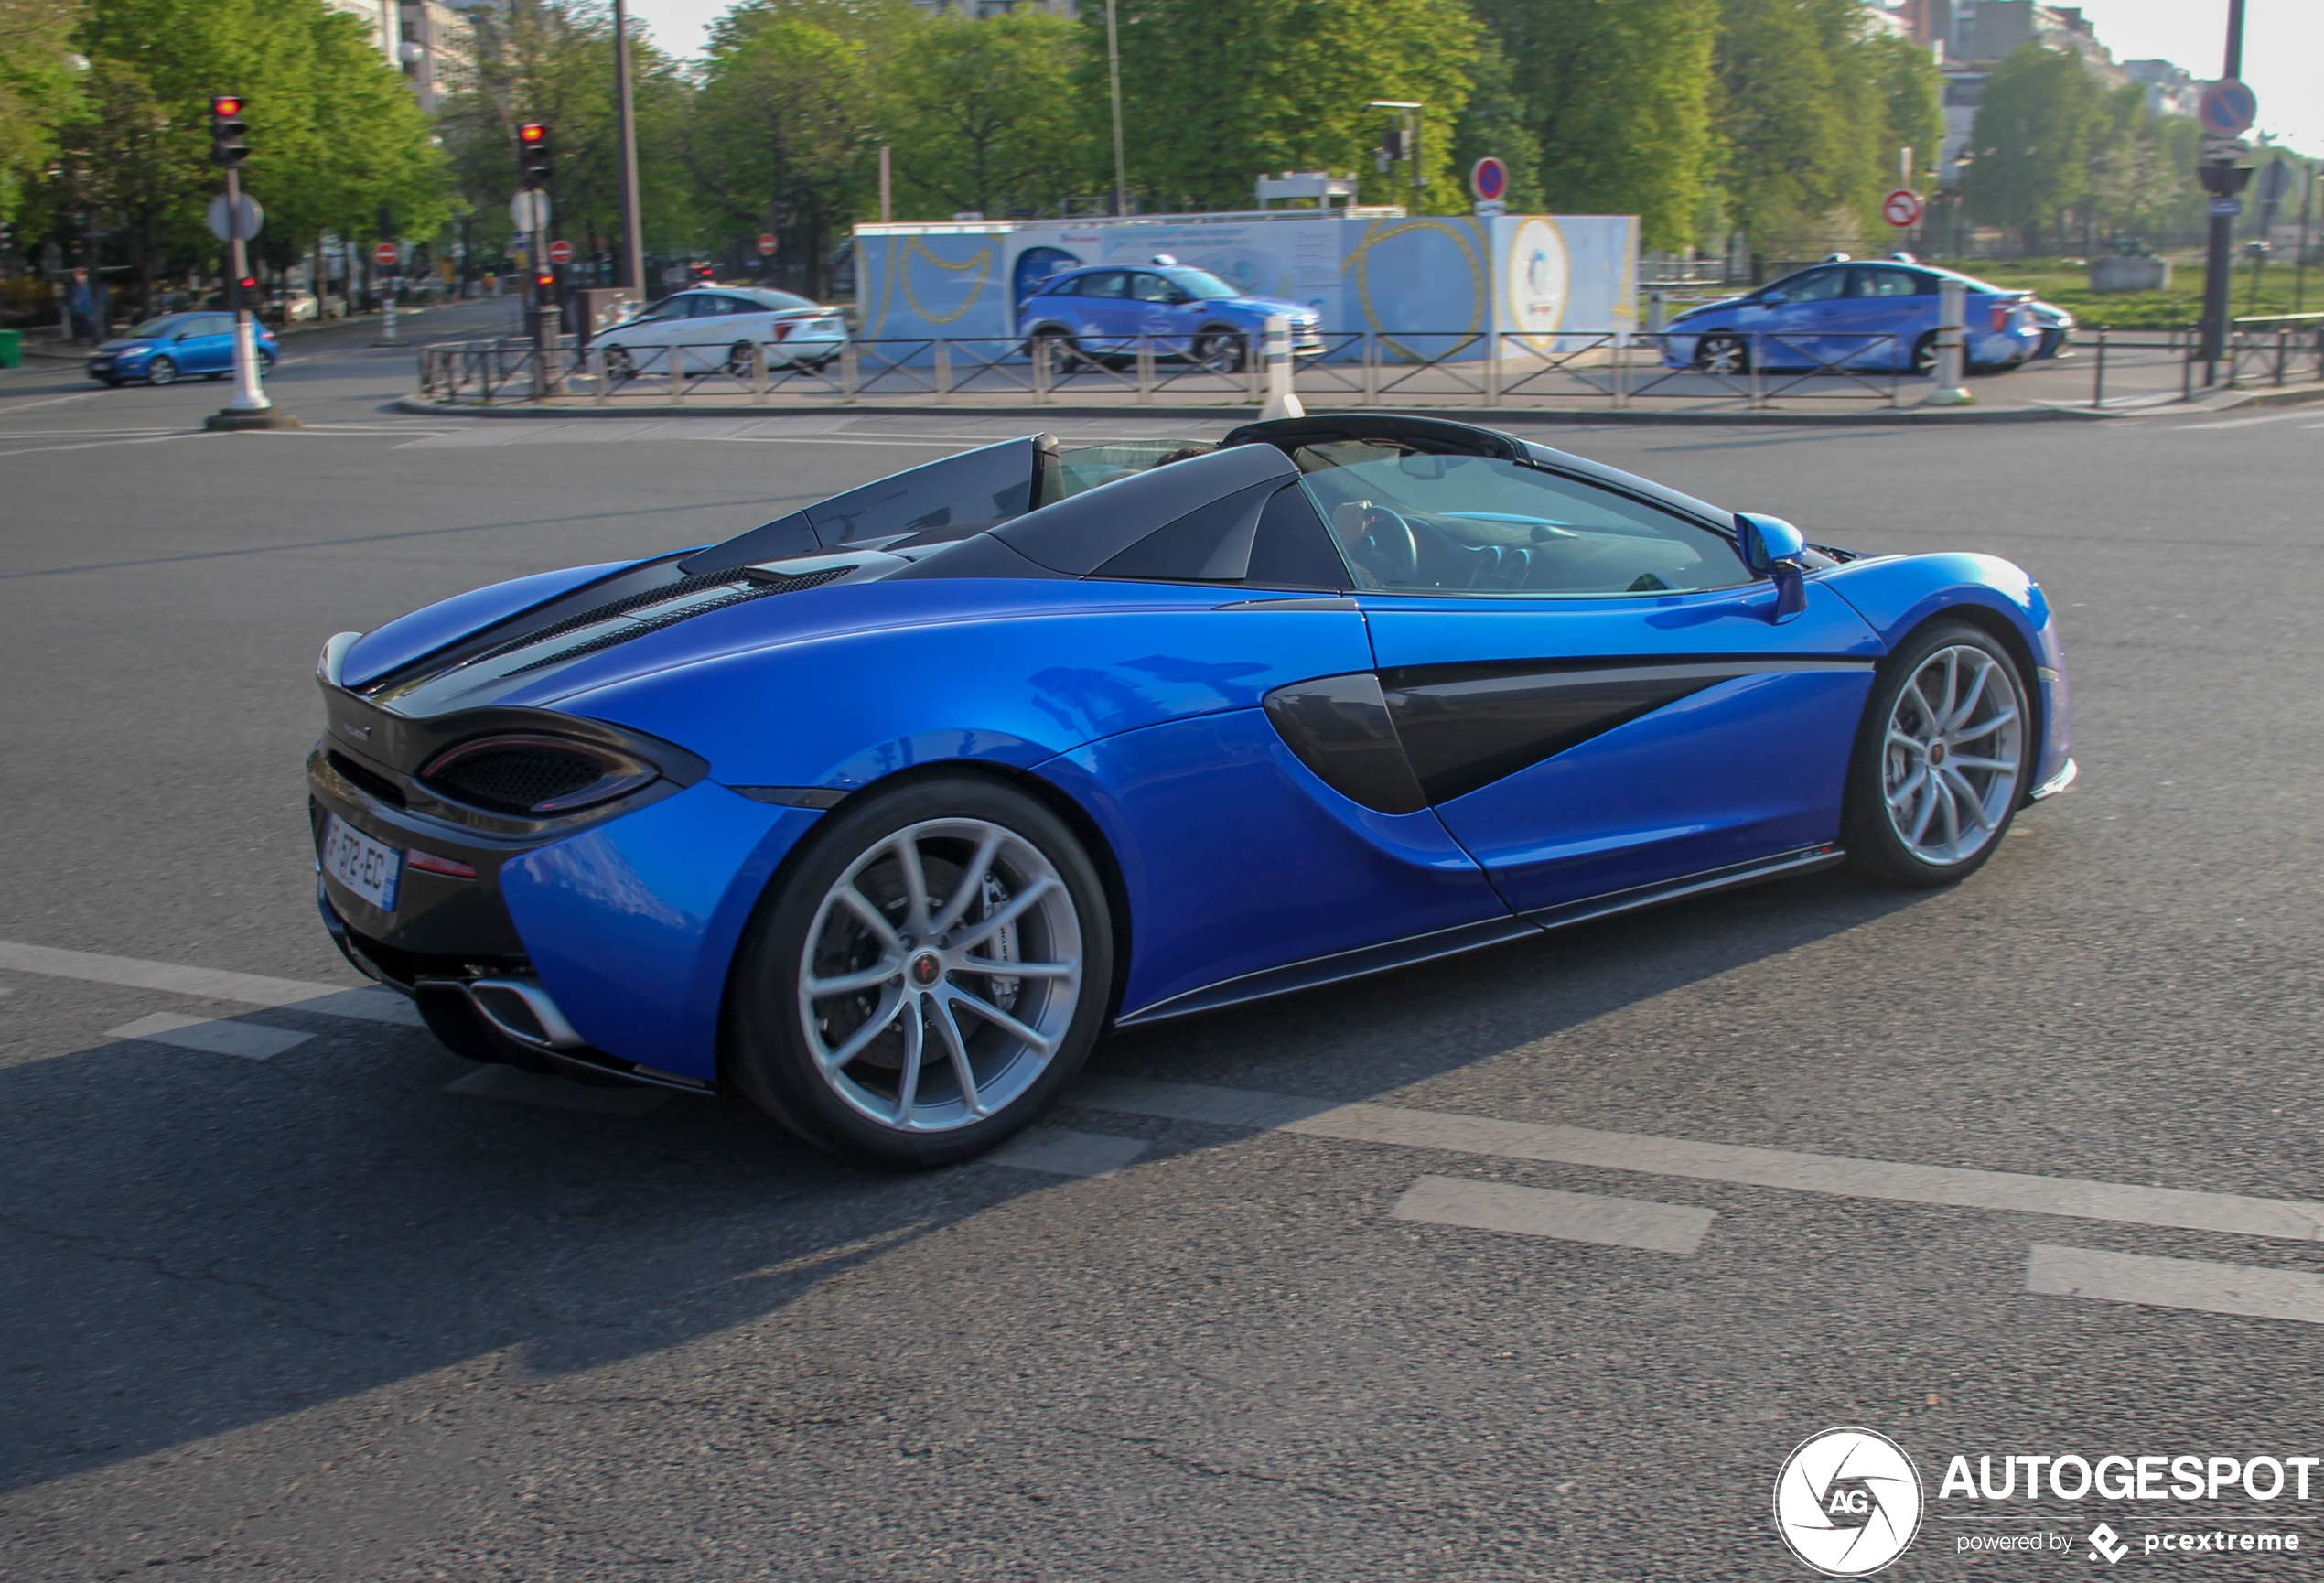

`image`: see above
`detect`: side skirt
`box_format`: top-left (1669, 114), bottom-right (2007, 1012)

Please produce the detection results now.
top-left (1113, 844), bottom-right (1845, 1028)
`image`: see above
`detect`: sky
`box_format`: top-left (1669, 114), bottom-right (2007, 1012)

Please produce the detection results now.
top-left (619, 0), bottom-right (2321, 154)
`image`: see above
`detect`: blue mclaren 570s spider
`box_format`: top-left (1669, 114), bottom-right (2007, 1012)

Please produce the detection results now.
top-left (309, 413), bottom-right (2074, 1166)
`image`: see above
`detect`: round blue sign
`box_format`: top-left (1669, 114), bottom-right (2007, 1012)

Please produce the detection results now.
top-left (2198, 79), bottom-right (2257, 139)
top-left (1469, 156), bottom-right (1508, 203)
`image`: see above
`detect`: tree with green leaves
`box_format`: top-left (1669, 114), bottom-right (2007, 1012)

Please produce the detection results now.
top-left (1448, 26), bottom-right (1543, 214)
top-left (878, 7), bottom-right (1085, 221)
top-left (0, 0), bottom-right (84, 221)
top-left (1964, 42), bottom-right (2109, 251)
top-left (1082, 0), bottom-right (1479, 214)
top-left (1472, 0), bottom-right (1716, 251)
top-left (438, 0), bottom-right (691, 279)
top-left (687, 12), bottom-right (875, 293)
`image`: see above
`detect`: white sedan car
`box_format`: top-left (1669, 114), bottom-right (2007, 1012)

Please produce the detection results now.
top-left (594, 288), bottom-right (848, 380)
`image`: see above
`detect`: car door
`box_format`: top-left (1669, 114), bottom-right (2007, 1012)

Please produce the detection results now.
top-left (672, 293), bottom-right (742, 372)
top-left (181, 314), bottom-right (236, 372)
top-left (1068, 270), bottom-right (1132, 354)
top-left (1828, 266), bottom-right (1935, 370)
top-left (612, 295), bottom-right (694, 372)
top-left (1286, 436), bottom-right (1884, 919)
top-left (1126, 270), bottom-right (1196, 359)
top-left (1757, 267), bottom-right (1851, 371)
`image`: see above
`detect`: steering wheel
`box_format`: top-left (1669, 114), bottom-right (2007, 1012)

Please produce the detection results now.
top-left (1329, 501), bottom-right (1418, 585)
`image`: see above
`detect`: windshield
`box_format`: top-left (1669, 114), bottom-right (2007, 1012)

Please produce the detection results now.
top-left (1159, 267), bottom-right (1241, 300)
top-left (126, 316), bottom-right (184, 339)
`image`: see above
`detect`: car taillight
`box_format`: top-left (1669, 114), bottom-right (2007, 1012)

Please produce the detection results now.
top-left (773, 321), bottom-right (794, 340)
top-left (1990, 305), bottom-right (2014, 332)
top-left (418, 735), bottom-right (658, 816)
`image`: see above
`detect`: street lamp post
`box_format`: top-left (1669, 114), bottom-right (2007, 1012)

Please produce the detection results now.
top-left (1104, 0), bottom-right (1126, 217)
top-left (611, 0), bottom-right (645, 296)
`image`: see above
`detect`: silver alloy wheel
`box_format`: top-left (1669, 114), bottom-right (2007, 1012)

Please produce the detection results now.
top-left (148, 356), bottom-right (177, 386)
top-left (796, 817), bottom-right (1083, 1134)
top-left (1881, 643), bottom-right (2024, 867)
top-left (1695, 334), bottom-right (1746, 377)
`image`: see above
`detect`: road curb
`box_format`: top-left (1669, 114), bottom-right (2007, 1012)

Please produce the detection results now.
top-left (391, 394), bottom-right (2132, 426)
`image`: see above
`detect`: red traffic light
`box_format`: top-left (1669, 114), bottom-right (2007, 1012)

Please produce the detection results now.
top-left (536, 274), bottom-right (554, 287)
top-left (237, 276), bottom-right (256, 291)
top-left (518, 123), bottom-right (546, 143)
top-left (211, 94), bottom-right (243, 118)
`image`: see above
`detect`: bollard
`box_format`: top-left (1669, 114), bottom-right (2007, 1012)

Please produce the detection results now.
top-left (1645, 288), bottom-right (1667, 335)
top-left (2090, 328), bottom-right (2107, 410)
top-left (1923, 277), bottom-right (1973, 405)
top-left (1258, 314), bottom-right (1304, 420)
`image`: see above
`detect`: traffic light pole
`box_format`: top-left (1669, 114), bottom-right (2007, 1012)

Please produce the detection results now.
top-left (2196, 0), bottom-right (2248, 381)
top-left (612, 0), bottom-right (646, 295)
top-left (208, 163), bottom-right (298, 430)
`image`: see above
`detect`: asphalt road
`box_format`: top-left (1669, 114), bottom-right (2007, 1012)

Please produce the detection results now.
top-left (4, 322), bottom-right (2323, 1580)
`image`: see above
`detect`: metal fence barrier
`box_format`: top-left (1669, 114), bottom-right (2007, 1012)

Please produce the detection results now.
top-left (415, 320), bottom-right (2324, 412)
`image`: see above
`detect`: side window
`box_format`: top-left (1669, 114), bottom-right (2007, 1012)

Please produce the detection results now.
top-left (688, 296), bottom-right (736, 318)
top-left (1077, 271), bottom-right (1128, 300)
top-left (1127, 272), bottom-right (1176, 303)
top-left (1289, 440), bottom-right (1746, 597)
top-left (192, 315), bottom-right (230, 336)
top-left (1850, 268), bottom-right (1919, 298)
top-left (1782, 269), bottom-right (1847, 303)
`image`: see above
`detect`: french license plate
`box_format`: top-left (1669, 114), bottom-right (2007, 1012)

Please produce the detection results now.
top-left (322, 813), bottom-right (402, 912)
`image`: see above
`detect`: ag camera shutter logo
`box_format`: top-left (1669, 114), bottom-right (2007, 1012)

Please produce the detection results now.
top-left (1774, 1427), bottom-right (1925, 1576)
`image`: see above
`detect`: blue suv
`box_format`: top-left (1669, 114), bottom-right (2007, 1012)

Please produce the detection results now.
top-left (1661, 260), bottom-right (2041, 376)
top-left (1017, 261), bottom-right (1322, 372)
top-left (87, 311), bottom-right (279, 386)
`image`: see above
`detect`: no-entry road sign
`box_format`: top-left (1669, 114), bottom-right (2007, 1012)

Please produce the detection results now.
top-left (546, 239), bottom-right (574, 265)
top-left (371, 242), bottom-right (400, 268)
top-left (1882, 188), bottom-right (1924, 229)
top-left (757, 232), bottom-right (778, 257)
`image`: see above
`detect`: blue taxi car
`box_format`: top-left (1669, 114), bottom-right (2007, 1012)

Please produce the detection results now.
top-left (1017, 259), bottom-right (1323, 372)
top-left (1661, 260), bottom-right (2041, 376)
top-left (88, 311), bottom-right (279, 386)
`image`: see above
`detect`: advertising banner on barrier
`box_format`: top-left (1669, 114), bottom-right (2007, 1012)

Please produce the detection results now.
top-left (852, 210), bottom-right (1638, 360)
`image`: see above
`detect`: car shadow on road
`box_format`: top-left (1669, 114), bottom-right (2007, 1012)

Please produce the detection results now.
top-left (0, 866), bottom-right (1935, 1499)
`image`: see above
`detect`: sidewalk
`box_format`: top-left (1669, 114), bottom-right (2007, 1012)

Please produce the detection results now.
top-left (16, 296), bottom-right (522, 363)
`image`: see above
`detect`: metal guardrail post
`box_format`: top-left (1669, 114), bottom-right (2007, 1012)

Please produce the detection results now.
top-left (1481, 332), bottom-right (1501, 407)
top-left (751, 342), bottom-right (768, 404)
top-left (839, 340), bottom-right (859, 403)
top-left (1612, 335), bottom-right (1629, 410)
top-left (1749, 333), bottom-right (1766, 409)
top-left (934, 339), bottom-right (952, 404)
top-left (1362, 333), bottom-right (1379, 405)
top-left (594, 347), bottom-right (610, 407)
top-left (1032, 337), bottom-right (1051, 403)
top-left (2276, 327), bottom-right (2290, 386)
top-left (2090, 328), bottom-right (2107, 411)
top-left (2182, 328), bottom-right (2194, 402)
top-left (1135, 337), bottom-right (1155, 404)
top-left (1247, 334), bottom-right (1264, 404)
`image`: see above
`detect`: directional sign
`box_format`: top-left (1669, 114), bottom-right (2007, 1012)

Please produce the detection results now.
top-left (371, 241), bottom-right (400, 268)
top-left (546, 238), bottom-right (574, 265)
top-left (2199, 80), bottom-right (2257, 140)
top-left (205, 193), bottom-right (264, 242)
top-left (1881, 188), bottom-right (1924, 229)
top-left (509, 188), bottom-right (551, 232)
top-left (756, 232), bottom-right (777, 257)
top-left (1469, 156), bottom-right (1508, 204)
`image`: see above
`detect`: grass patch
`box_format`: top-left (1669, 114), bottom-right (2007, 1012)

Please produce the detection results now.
top-left (1930, 255), bottom-right (2324, 328)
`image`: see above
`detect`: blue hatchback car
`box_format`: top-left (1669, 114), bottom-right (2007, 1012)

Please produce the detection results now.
top-left (88, 311), bottom-right (279, 386)
top-left (1662, 260), bottom-right (2040, 376)
top-left (1017, 260), bottom-right (1322, 372)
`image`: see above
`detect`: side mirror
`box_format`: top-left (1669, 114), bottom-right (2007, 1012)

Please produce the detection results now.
top-left (1736, 512), bottom-right (1809, 623)
top-left (1759, 291), bottom-right (1786, 307)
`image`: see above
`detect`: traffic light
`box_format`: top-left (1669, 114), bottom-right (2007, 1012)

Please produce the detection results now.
top-left (1378, 126), bottom-right (1413, 164)
top-left (517, 122), bottom-right (552, 188)
top-left (210, 94), bottom-right (250, 167)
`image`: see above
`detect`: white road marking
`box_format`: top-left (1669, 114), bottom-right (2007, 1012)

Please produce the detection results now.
top-left (2026, 1244), bottom-right (2324, 1326)
top-left (1393, 1176), bottom-right (1715, 1253)
top-left (984, 1126), bottom-right (1149, 1178)
top-left (1078, 1077), bottom-right (2324, 1241)
top-left (0, 430), bottom-right (213, 458)
top-left (108, 1011), bottom-right (313, 1061)
top-left (2178, 409), bottom-right (2324, 431)
top-left (0, 939), bottom-right (421, 1026)
top-left (444, 1064), bottom-right (670, 1116)
top-left (0, 390), bottom-right (107, 414)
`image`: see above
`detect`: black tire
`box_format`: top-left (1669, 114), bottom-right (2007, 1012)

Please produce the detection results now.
top-left (1842, 621), bottom-right (2034, 888)
top-left (1695, 332), bottom-right (1748, 376)
top-left (147, 356), bottom-right (178, 386)
top-left (1027, 327), bottom-right (1076, 374)
top-left (95, 377), bottom-right (123, 387)
top-left (1193, 328), bottom-right (1248, 372)
top-left (602, 345), bottom-right (636, 382)
top-left (726, 775), bottom-right (1114, 1168)
top-left (1910, 331), bottom-right (1939, 376)
top-left (723, 339), bottom-right (755, 377)
top-left (205, 370), bottom-right (228, 381)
